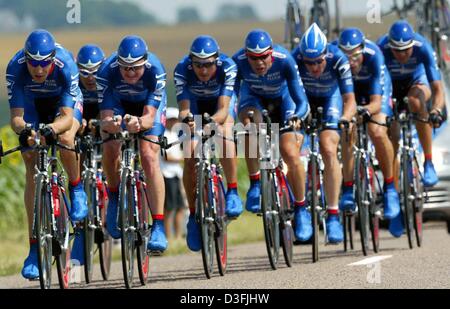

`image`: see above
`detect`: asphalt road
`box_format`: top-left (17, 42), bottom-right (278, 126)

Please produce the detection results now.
top-left (1, 222), bottom-right (450, 289)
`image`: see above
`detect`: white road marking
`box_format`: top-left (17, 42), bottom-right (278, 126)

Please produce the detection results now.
top-left (348, 255), bottom-right (393, 266)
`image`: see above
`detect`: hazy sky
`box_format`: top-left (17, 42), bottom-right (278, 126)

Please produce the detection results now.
top-left (126, 0), bottom-right (396, 24)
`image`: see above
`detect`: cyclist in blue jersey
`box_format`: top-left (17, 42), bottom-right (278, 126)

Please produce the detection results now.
top-left (378, 20), bottom-right (446, 235)
top-left (6, 29), bottom-right (87, 279)
top-left (232, 29), bottom-right (310, 243)
top-left (292, 23), bottom-right (357, 244)
top-left (96, 35), bottom-right (168, 253)
top-left (71, 44), bottom-right (106, 265)
top-left (174, 35), bottom-right (243, 252)
top-left (337, 28), bottom-right (401, 235)
top-left (77, 44), bottom-right (105, 134)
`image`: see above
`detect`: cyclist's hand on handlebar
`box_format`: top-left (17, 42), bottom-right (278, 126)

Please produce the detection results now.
top-left (288, 116), bottom-right (301, 130)
top-left (339, 116), bottom-right (354, 132)
top-left (357, 106), bottom-right (371, 122)
top-left (19, 127), bottom-right (35, 148)
top-left (102, 115), bottom-right (122, 134)
top-left (124, 114), bottom-right (141, 133)
top-left (39, 125), bottom-right (57, 146)
top-left (78, 118), bottom-right (87, 135)
top-left (182, 113), bottom-right (195, 132)
top-left (429, 109), bottom-right (444, 128)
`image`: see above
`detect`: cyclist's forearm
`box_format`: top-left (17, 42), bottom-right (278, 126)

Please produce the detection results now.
top-left (139, 106), bottom-right (156, 131)
top-left (178, 100), bottom-right (191, 121)
top-left (366, 95), bottom-right (382, 115)
top-left (212, 96), bottom-right (230, 125)
top-left (431, 81), bottom-right (445, 111)
top-left (342, 93), bottom-right (357, 120)
top-left (10, 108), bottom-right (26, 134)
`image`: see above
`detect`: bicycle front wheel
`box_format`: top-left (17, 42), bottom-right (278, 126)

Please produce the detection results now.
top-left (412, 158), bottom-right (424, 247)
top-left (197, 161), bottom-right (214, 279)
top-left (261, 170), bottom-right (280, 270)
top-left (214, 174), bottom-right (227, 276)
top-left (97, 175), bottom-right (112, 281)
top-left (136, 177), bottom-right (150, 285)
top-left (119, 168), bottom-right (136, 288)
top-left (55, 184), bottom-right (71, 289)
top-left (355, 154), bottom-right (370, 256)
top-left (401, 153), bottom-right (415, 249)
top-left (278, 170), bottom-right (294, 268)
top-left (34, 175), bottom-right (53, 289)
top-left (83, 175), bottom-right (96, 284)
top-left (309, 159), bottom-right (320, 263)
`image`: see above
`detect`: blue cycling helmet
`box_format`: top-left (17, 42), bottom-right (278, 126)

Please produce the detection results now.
top-left (300, 23), bottom-right (328, 59)
top-left (190, 35), bottom-right (220, 59)
top-left (245, 29), bottom-right (273, 55)
top-left (24, 29), bottom-right (56, 60)
top-left (118, 35), bottom-right (148, 64)
top-left (77, 44), bottom-right (105, 69)
top-left (388, 20), bottom-right (415, 50)
top-left (339, 28), bottom-right (365, 51)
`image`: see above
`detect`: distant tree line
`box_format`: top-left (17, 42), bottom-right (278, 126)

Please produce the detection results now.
top-left (0, 0), bottom-right (158, 29)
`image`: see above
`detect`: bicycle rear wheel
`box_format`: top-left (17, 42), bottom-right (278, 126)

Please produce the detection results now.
top-left (35, 175), bottom-right (53, 289)
top-left (197, 162), bottom-right (214, 279)
top-left (83, 175), bottom-right (96, 284)
top-left (136, 177), bottom-right (150, 285)
top-left (55, 185), bottom-right (71, 289)
top-left (277, 170), bottom-right (294, 268)
top-left (119, 169), bottom-right (136, 288)
top-left (261, 170), bottom-right (280, 270)
top-left (368, 165), bottom-right (380, 253)
top-left (355, 154), bottom-right (370, 256)
top-left (401, 153), bottom-right (415, 249)
top-left (214, 173), bottom-right (227, 276)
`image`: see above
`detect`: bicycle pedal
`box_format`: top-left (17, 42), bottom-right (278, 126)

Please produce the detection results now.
top-left (147, 250), bottom-right (163, 256)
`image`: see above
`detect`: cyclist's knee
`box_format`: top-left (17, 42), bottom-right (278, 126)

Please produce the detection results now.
top-left (368, 123), bottom-right (387, 143)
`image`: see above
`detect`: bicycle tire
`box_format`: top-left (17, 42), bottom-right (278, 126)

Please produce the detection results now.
top-left (197, 161), bottom-right (214, 279)
top-left (355, 153), bottom-right (370, 256)
top-left (368, 165), bottom-right (380, 253)
top-left (214, 173), bottom-right (227, 276)
top-left (277, 170), bottom-right (294, 267)
top-left (309, 159), bottom-right (320, 263)
top-left (412, 158), bottom-right (424, 247)
top-left (261, 170), bottom-right (280, 270)
top-left (83, 175), bottom-right (96, 284)
top-left (97, 173), bottom-right (112, 281)
top-left (401, 153), bottom-right (415, 249)
top-left (55, 185), bottom-right (71, 289)
top-left (35, 174), bottom-right (53, 289)
top-left (119, 168), bottom-right (136, 288)
top-left (343, 212), bottom-right (355, 252)
top-left (136, 176), bottom-right (150, 285)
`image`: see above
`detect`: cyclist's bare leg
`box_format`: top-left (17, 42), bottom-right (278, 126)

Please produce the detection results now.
top-left (319, 130), bottom-right (342, 208)
top-left (368, 113), bottom-right (395, 180)
top-left (140, 136), bottom-right (165, 216)
top-left (59, 119), bottom-right (81, 183)
top-left (21, 151), bottom-right (37, 238)
top-left (280, 131), bottom-right (305, 201)
top-left (408, 85), bottom-right (432, 156)
top-left (239, 107), bottom-right (262, 176)
top-left (340, 124), bottom-right (356, 183)
top-left (219, 115), bottom-right (238, 186)
top-left (101, 139), bottom-right (121, 189)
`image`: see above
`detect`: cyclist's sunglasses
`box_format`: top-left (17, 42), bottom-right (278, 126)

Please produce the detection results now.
top-left (79, 68), bottom-right (99, 78)
top-left (192, 60), bottom-right (216, 69)
top-left (25, 52), bottom-right (55, 68)
top-left (246, 50), bottom-right (273, 61)
top-left (303, 56), bottom-right (326, 66)
top-left (345, 50), bottom-right (364, 61)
